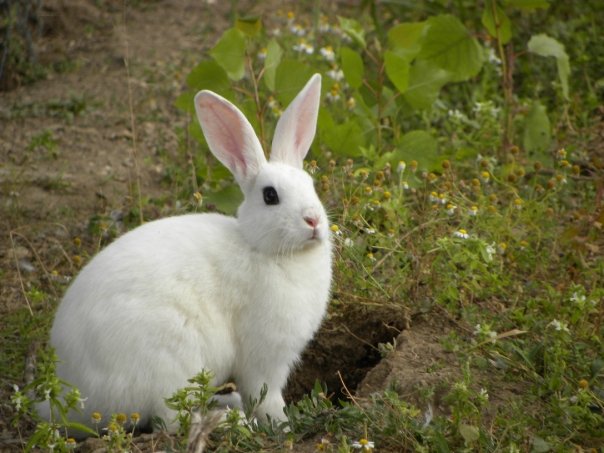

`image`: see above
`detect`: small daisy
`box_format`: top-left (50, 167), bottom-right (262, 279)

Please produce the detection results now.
top-left (326, 83), bottom-right (341, 102)
top-left (446, 203), bottom-right (457, 215)
top-left (397, 161), bottom-right (406, 173)
top-left (319, 45), bottom-right (335, 62)
top-left (454, 229), bottom-right (469, 239)
top-left (327, 67), bottom-right (344, 81)
top-left (293, 39), bottom-right (314, 54)
top-left (469, 205), bottom-right (478, 216)
top-left (290, 23), bottom-right (307, 36)
top-left (352, 438), bottom-right (375, 450)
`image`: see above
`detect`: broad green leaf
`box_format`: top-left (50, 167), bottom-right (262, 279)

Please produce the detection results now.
top-left (482, 4), bottom-right (512, 44)
top-left (274, 59), bottom-right (314, 105)
top-left (459, 424), bottom-right (480, 444)
top-left (210, 28), bottom-right (246, 81)
top-left (404, 60), bottom-right (450, 110)
top-left (338, 16), bottom-right (366, 48)
top-left (178, 60), bottom-right (233, 114)
top-left (418, 14), bottom-right (484, 82)
top-left (384, 50), bottom-right (410, 94)
top-left (204, 184), bottom-right (243, 215)
top-left (263, 39), bottom-right (283, 92)
top-left (340, 47), bottom-right (364, 89)
top-left (174, 91), bottom-right (195, 114)
top-left (235, 16), bottom-right (262, 37)
top-left (505, 0), bottom-right (549, 10)
top-left (398, 130), bottom-right (438, 170)
top-left (388, 21), bottom-right (425, 59)
top-left (523, 101), bottom-right (551, 154)
top-left (528, 34), bottom-right (570, 100)
top-left (320, 117), bottom-right (365, 158)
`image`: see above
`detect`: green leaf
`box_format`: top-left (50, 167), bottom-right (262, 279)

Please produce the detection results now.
top-left (338, 16), bottom-right (366, 48)
top-left (177, 60), bottom-right (233, 113)
top-left (235, 16), bottom-right (262, 37)
top-left (340, 47), bottom-right (364, 89)
top-left (459, 424), bottom-right (480, 444)
top-left (384, 50), bottom-right (410, 94)
top-left (482, 4), bottom-right (512, 44)
top-left (319, 114), bottom-right (365, 158)
top-left (263, 39), bottom-right (283, 92)
top-left (527, 34), bottom-right (570, 100)
top-left (204, 184), bottom-right (243, 215)
top-left (398, 130), bottom-right (438, 170)
top-left (418, 14), bottom-right (484, 82)
top-left (388, 21), bottom-right (425, 59)
top-left (404, 60), bottom-right (450, 110)
top-left (523, 101), bottom-right (551, 153)
top-left (274, 59), bottom-right (314, 105)
top-left (210, 28), bottom-right (246, 81)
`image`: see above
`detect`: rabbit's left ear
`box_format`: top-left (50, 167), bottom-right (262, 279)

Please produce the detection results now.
top-left (270, 74), bottom-right (321, 168)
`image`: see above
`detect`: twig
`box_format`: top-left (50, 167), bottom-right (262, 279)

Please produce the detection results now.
top-left (336, 370), bottom-right (362, 409)
top-left (9, 230), bottom-right (33, 316)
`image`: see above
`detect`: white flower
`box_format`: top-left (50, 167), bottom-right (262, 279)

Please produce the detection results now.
top-left (448, 109), bottom-right (466, 121)
top-left (352, 438), bottom-right (375, 450)
top-left (290, 23), bottom-right (307, 36)
top-left (485, 243), bottom-right (496, 261)
top-left (326, 90), bottom-right (340, 102)
top-left (453, 229), bottom-right (469, 239)
top-left (446, 203), bottom-right (457, 215)
top-left (327, 68), bottom-right (344, 81)
top-left (487, 47), bottom-right (502, 65)
top-left (479, 388), bottom-right (489, 400)
top-left (293, 40), bottom-right (314, 54)
top-left (319, 46), bottom-right (335, 62)
top-left (365, 228), bottom-right (376, 235)
top-left (549, 319), bottom-right (569, 332)
top-left (469, 206), bottom-right (478, 216)
top-left (344, 237), bottom-right (354, 247)
top-left (397, 161), bottom-right (406, 173)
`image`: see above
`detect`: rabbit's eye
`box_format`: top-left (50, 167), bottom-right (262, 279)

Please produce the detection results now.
top-left (263, 186), bottom-right (280, 205)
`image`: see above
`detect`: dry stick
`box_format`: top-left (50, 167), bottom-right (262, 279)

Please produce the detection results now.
top-left (122, 0), bottom-right (144, 225)
top-left (11, 230), bottom-right (59, 300)
top-left (336, 370), bottom-right (362, 409)
top-left (9, 231), bottom-right (33, 316)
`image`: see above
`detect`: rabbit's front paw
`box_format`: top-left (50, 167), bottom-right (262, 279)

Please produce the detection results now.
top-left (257, 392), bottom-right (287, 423)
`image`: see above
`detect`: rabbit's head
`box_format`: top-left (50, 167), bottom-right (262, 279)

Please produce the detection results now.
top-left (194, 74), bottom-right (329, 255)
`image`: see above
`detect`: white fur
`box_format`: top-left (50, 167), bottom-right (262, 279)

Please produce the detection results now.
top-left (38, 74), bottom-right (331, 433)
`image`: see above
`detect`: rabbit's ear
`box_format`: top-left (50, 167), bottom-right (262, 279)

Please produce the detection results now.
top-left (270, 74), bottom-right (321, 169)
top-left (195, 91), bottom-right (267, 186)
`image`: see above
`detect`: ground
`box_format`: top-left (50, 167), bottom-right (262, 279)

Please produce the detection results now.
top-left (2, 1), bottom-right (599, 452)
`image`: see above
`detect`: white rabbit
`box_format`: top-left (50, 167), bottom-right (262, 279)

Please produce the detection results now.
top-left (37, 74), bottom-right (332, 435)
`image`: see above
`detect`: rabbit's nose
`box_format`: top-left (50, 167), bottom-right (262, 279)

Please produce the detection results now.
top-left (304, 216), bottom-right (319, 228)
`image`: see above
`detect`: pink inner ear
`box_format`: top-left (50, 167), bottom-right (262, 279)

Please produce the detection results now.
top-left (294, 103), bottom-right (315, 154)
top-left (199, 98), bottom-right (247, 175)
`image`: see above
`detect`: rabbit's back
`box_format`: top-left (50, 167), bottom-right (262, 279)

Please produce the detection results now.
top-left (49, 214), bottom-right (241, 426)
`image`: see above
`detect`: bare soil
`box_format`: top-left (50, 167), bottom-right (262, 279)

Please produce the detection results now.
top-left (0, 1), bottom-right (507, 451)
